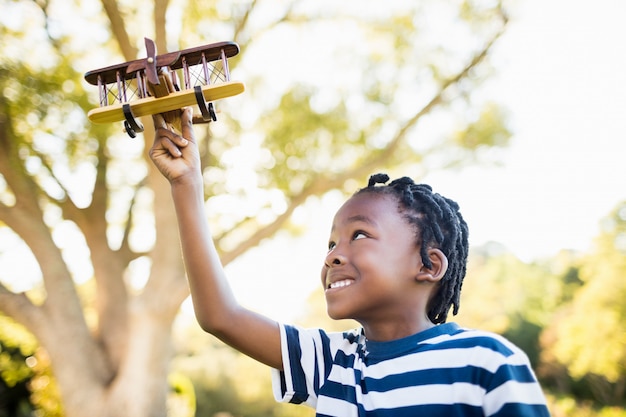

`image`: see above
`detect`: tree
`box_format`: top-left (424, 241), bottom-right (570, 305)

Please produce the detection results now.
top-left (540, 201), bottom-right (626, 405)
top-left (0, 1), bottom-right (510, 416)
top-left (455, 243), bottom-right (567, 367)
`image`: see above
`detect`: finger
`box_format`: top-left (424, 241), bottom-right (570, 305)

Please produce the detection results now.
top-left (152, 113), bottom-right (167, 130)
top-left (157, 135), bottom-right (183, 158)
top-left (153, 118), bottom-right (188, 149)
top-left (180, 107), bottom-right (196, 144)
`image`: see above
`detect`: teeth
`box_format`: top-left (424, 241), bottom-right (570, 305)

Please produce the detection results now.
top-left (329, 279), bottom-right (353, 289)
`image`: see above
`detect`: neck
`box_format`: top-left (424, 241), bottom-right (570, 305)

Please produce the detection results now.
top-left (360, 315), bottom-right (435, 342)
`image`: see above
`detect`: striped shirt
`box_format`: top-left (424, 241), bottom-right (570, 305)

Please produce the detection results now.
top-left (271, 322), bottom-right (550, 416)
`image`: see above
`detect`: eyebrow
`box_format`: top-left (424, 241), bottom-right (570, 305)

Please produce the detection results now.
top-left (345, 214), bottom-right (376, 225)
top-left (330, 214), bottom-right (378, 234)
top-left (331, 214), bottom-right (377, 231)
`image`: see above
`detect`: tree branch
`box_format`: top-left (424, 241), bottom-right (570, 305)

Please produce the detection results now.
top-left (0, 282), bottom-right (42, 329)
top-left (154, 0), bottom-right (169, 53)
top-left (232, 0), bottom-right (258, 42)
top-left (63, 138), bottom-right (132, 368)
top-left (99, 0), bottom-right (138, 61)
top-left (232, 0), bottom-right (298, 49)
top-left (221, 9), bottom-right (508, 265)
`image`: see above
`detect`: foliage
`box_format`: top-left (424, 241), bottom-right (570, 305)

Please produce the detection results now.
top-left (167, 371), bottom-right (196, 417)
top-left (546, 393), bottom-right (626, 417)
top-left (457, 244), bottom-right (566, 329)
top-left (0, 315), bottom-right (62, 417)
top-left (0, 315), bottom-right (36, 417)
top-left (171, 325), bottom-right (314, 417)
top-left (540, 201), bottom-right (626, 405)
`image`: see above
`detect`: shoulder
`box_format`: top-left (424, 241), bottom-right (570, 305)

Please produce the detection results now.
top-left (280, 324), bottom-right (364, 353)
top-left (423, 323), bottom-right (531, 363)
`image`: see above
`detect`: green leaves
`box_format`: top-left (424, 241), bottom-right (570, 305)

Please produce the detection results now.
top-left (452, 102), bottom-right (511, 150)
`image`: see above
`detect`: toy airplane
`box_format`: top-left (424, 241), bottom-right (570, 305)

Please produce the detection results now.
top-left (84, 38), bottom-right (245, 137)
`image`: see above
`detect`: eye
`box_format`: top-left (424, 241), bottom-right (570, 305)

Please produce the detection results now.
top-left (328, 241), bottom-right (336, 251)
top-left (352, 231), bottom-right (367, 241)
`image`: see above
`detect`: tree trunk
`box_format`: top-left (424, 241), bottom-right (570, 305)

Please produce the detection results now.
top-left (105, 305), bottom-right (175, 417)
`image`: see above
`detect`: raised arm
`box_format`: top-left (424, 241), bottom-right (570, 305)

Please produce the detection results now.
top-left (149, 108), bottom-right (282, 369)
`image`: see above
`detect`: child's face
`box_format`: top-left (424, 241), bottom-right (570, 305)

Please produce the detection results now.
top-left (321, 192), bottom-right (424, 325)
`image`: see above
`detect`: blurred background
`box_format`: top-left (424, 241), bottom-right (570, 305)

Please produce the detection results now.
top-left (0, 0), bottom-right (624, 416)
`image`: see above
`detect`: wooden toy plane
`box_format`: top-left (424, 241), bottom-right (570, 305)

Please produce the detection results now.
top-left (84, 38), bottom-right (245, 137)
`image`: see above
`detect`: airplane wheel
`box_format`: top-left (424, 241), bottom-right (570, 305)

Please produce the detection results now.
top-left (122, 104), bottom-right (143, 137)
top-left (194, 86), bottom-right (217, 122)
top-left (208, 103), bottom-right (217, 121)
top-left (124, 121), bottom-right (137, 138)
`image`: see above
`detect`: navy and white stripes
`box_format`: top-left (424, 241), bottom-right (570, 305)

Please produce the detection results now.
top-left (272, 322), bottom-right (550, 416)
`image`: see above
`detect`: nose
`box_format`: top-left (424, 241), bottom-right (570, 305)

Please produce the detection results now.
top-left (324, 247), bottom-right (347, 268)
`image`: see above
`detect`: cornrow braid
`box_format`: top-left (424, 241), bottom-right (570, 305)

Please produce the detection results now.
top-left (356, 173), bottom-right (469, 324)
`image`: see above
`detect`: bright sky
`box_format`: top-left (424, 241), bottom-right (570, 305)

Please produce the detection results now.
top-left (223, 0), bottom-right (626, 320)
top-left (427, 0), bottom-right (626, 261)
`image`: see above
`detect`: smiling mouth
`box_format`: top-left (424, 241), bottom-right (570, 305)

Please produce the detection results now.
top-left (327, 279), bottom-right (354, 290)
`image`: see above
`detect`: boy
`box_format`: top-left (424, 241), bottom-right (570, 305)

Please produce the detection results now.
top-left (150, 109), bottom-right (551, 416)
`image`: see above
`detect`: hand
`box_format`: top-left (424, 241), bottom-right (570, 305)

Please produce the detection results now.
top-left (149, 107), bottom-right (199, 183)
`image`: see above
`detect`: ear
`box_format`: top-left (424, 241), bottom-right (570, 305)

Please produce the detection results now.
top-left (416, 248), bottom-right (448, 283)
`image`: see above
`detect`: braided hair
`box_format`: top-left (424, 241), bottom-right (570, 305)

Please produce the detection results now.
top-left (355, 173), bottom-right (469, 324)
